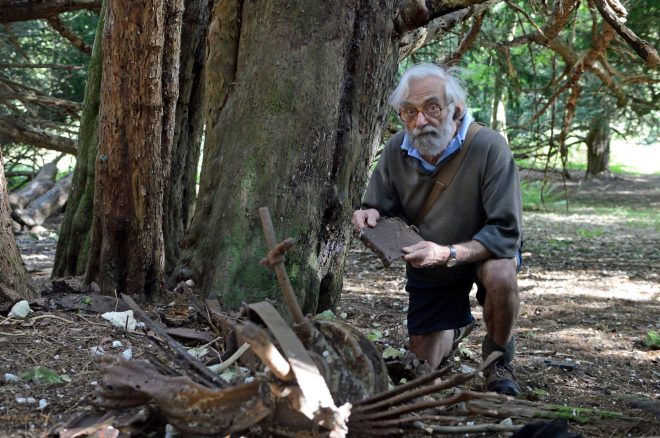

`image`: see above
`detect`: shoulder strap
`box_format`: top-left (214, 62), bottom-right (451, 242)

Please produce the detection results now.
top-left (413, 122), bottom-right (483, 225)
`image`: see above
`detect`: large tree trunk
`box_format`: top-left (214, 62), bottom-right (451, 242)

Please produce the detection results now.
top-left (53, 2), bottom-right (105, 277)
top-left (177, 0), bottom-right (402, 314)
top-left (84, 0), bottom-right (182, 297)
top-left (0, 150), bottom-right (35, 305)
top-left (586, 115), bottom-right (611, 177)
top-left (163, 0), bottom-right (209, 276)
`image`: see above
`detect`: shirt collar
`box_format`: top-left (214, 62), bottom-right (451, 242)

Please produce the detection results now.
top-left (401, 111), bottom-right (474, 173)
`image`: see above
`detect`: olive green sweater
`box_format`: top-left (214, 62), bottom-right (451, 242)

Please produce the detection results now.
top-left (362, 126), bottom-right (522, 284)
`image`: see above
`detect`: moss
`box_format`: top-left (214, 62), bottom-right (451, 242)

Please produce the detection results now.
top-left (534, 404), bottom-right (627, 424)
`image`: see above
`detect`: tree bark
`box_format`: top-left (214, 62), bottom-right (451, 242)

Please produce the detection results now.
top-left (163, 0), bottom-right (209, 276)
top-left (53, 2), bottom-right (106, 277)
top-left (0, 0), bottom-right (101, 23)
top-left (586, 115), bottom-right (611, 177)
top-left (84, 0), bottom-right (182, 298)
top-left (177, 0), bottom-right (403, 314)
top-left (0, 150), bottom-right (35, 305)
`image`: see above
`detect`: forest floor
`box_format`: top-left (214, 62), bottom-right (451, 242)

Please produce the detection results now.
top-left (1, 171), bottom-right (659, 437)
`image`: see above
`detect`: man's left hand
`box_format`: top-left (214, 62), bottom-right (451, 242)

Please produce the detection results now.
top-left (402, 241), bottom-right (450, 268)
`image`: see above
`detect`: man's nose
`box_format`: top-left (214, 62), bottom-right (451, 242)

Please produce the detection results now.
top-left (415, 110), bottom-right (428, 127)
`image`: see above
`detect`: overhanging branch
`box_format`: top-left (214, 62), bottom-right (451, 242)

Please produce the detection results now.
top-left (592, 0), bottom-right (659, 68)
top-left (0, 116), bottom-right (77, 155)
top-left (0, 0), bottom-right (101, 23)
top-left (47, 15), bottom-right (92, 55)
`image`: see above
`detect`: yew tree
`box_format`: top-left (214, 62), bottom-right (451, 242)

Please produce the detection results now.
top-left (83, 0), bottom-right (183, 297)
top-left (174, 0), bottom-right (495, 313)
top-left (0, 150), bottom-right (35, 304)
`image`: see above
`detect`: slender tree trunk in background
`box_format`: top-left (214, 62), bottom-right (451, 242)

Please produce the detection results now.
top-left (491, 73), bottom-right (508, 143)
top-left (85, 0), bottom-right (183, 297)
top-left (53, 1), bottom-right (105, 277)
top-left (586, 115), bottom-right (611, 177)
top-left (176, 0), bottom-right (401, 314)
top-left (0, 150), bottom-right (35, 304)
top-left (163, 0), bottom-right (209, 276)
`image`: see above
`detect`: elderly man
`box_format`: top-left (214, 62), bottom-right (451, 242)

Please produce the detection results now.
top-left (352, 63), bottom-right (522, 396)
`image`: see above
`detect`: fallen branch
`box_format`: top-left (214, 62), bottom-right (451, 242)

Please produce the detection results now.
top-left (8, 162), bottom-right (57, 209)
top-left (120, 294), bottom-right (228, 389)
top-left (12, 173), bottom-right (73, 227)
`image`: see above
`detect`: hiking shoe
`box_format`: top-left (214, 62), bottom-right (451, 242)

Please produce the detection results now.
top-left (484, 360), bottom-right (521, 396)
top-left (452, 319), bottom-right (476, 352)
top-left (438, 320), bottom-right (477, 368)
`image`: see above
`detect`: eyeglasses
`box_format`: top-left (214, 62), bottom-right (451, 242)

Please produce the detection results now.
top-left (398, 101), bottom-right (453, 123)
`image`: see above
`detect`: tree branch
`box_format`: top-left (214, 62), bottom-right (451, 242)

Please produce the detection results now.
top-left (1, 24), bottom-right (30, 61)
top-left (442, 11), bottom-right (486, 65)
top-left (396, 0), bottom-right (498, 34)
top-left (47, 15), bottom-right (92, 55)
top-left (0, 0), bottom-right (101, 23)
top-left (0, 92), bottom-right (82, 116)
top-left (592, 0), bottom-right (659, 68)
top-left (0, 63), bottom-right (83, 70)
top-left (398, 0), bottom-right (499, 60)
top-left (0, 116), bottom-right (77, 155)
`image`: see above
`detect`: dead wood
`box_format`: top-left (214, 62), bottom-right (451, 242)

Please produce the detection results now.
top-left (120, 293), bottom-right (228, 389)
top-left (8, 162), bottom-right (58, 209)
top-left (94, 355), bottom-right (272, 436)
top-left (12, 173), bottom-right (72, 227)
top-left (237, 321), bottom-right (294, 381)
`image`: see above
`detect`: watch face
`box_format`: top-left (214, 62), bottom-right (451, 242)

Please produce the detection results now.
top-left (446, 258), bottom-right (458, 267)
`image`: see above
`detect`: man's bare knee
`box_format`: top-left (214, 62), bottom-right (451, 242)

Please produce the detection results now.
top-left (477, 258), bottom-right (518, 295)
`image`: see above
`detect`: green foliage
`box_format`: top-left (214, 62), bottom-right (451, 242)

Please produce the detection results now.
top-left (1, 11), bottom-right (98, 180)
top-left (20, 366), bottom-right (65, 384)
top-left (520, 180), bottom-right (563, 211)
top-left (400, 1), bottom-right (658, 176)
top-left (645, 331), bottom-right (660, 349)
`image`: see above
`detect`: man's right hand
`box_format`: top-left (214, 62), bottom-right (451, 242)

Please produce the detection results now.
top-left (351, 208), bottom-right (380, 232)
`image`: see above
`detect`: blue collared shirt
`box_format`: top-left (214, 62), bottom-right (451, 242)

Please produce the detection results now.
top-left (400, 111), bottom-right (475, 173)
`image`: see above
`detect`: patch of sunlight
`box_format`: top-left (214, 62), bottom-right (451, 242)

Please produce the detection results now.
top-left (519, 274), bottom-right (659, 302)
top-left (610, 138), bottom-right (660, 175)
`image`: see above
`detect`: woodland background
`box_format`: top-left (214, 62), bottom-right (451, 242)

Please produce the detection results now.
top-left (0, 0), bottom-right (658, 436)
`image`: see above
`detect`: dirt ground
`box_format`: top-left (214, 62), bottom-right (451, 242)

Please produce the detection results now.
top-left (1, 172), bottom-right (658, 437)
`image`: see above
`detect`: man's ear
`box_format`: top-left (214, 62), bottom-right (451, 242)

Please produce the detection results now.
top-left (453, 103), bottom-right (464, 120)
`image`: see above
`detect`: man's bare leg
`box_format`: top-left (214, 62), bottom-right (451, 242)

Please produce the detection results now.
top-left (409, 330), bottom-right (453, 369)
top-left (478, 258), bottom-right (519, 347)
top-left (477, 257), bottom-right (520, 395)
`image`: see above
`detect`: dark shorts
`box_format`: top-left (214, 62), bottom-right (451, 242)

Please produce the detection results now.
top-left (406, 251), bottom-right (522, 336)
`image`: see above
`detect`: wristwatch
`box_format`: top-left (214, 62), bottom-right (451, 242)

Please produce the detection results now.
top-left (446, 246), bottom-right (458, 267)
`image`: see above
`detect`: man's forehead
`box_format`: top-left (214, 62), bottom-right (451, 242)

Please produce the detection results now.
top-left (404, 76), bottom-right (446, 103)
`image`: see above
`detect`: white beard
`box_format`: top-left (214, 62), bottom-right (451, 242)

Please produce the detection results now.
top-left (410, 113), bottom-right (456, 159)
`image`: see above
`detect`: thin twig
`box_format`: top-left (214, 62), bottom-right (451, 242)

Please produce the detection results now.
top-left (209, 343), bottom-right (251, 374)
top-left (121, 294), bottom-right (228, 389)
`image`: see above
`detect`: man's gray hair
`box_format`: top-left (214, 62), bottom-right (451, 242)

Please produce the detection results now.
top-left (389, 63), bottom-right (468, 119)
